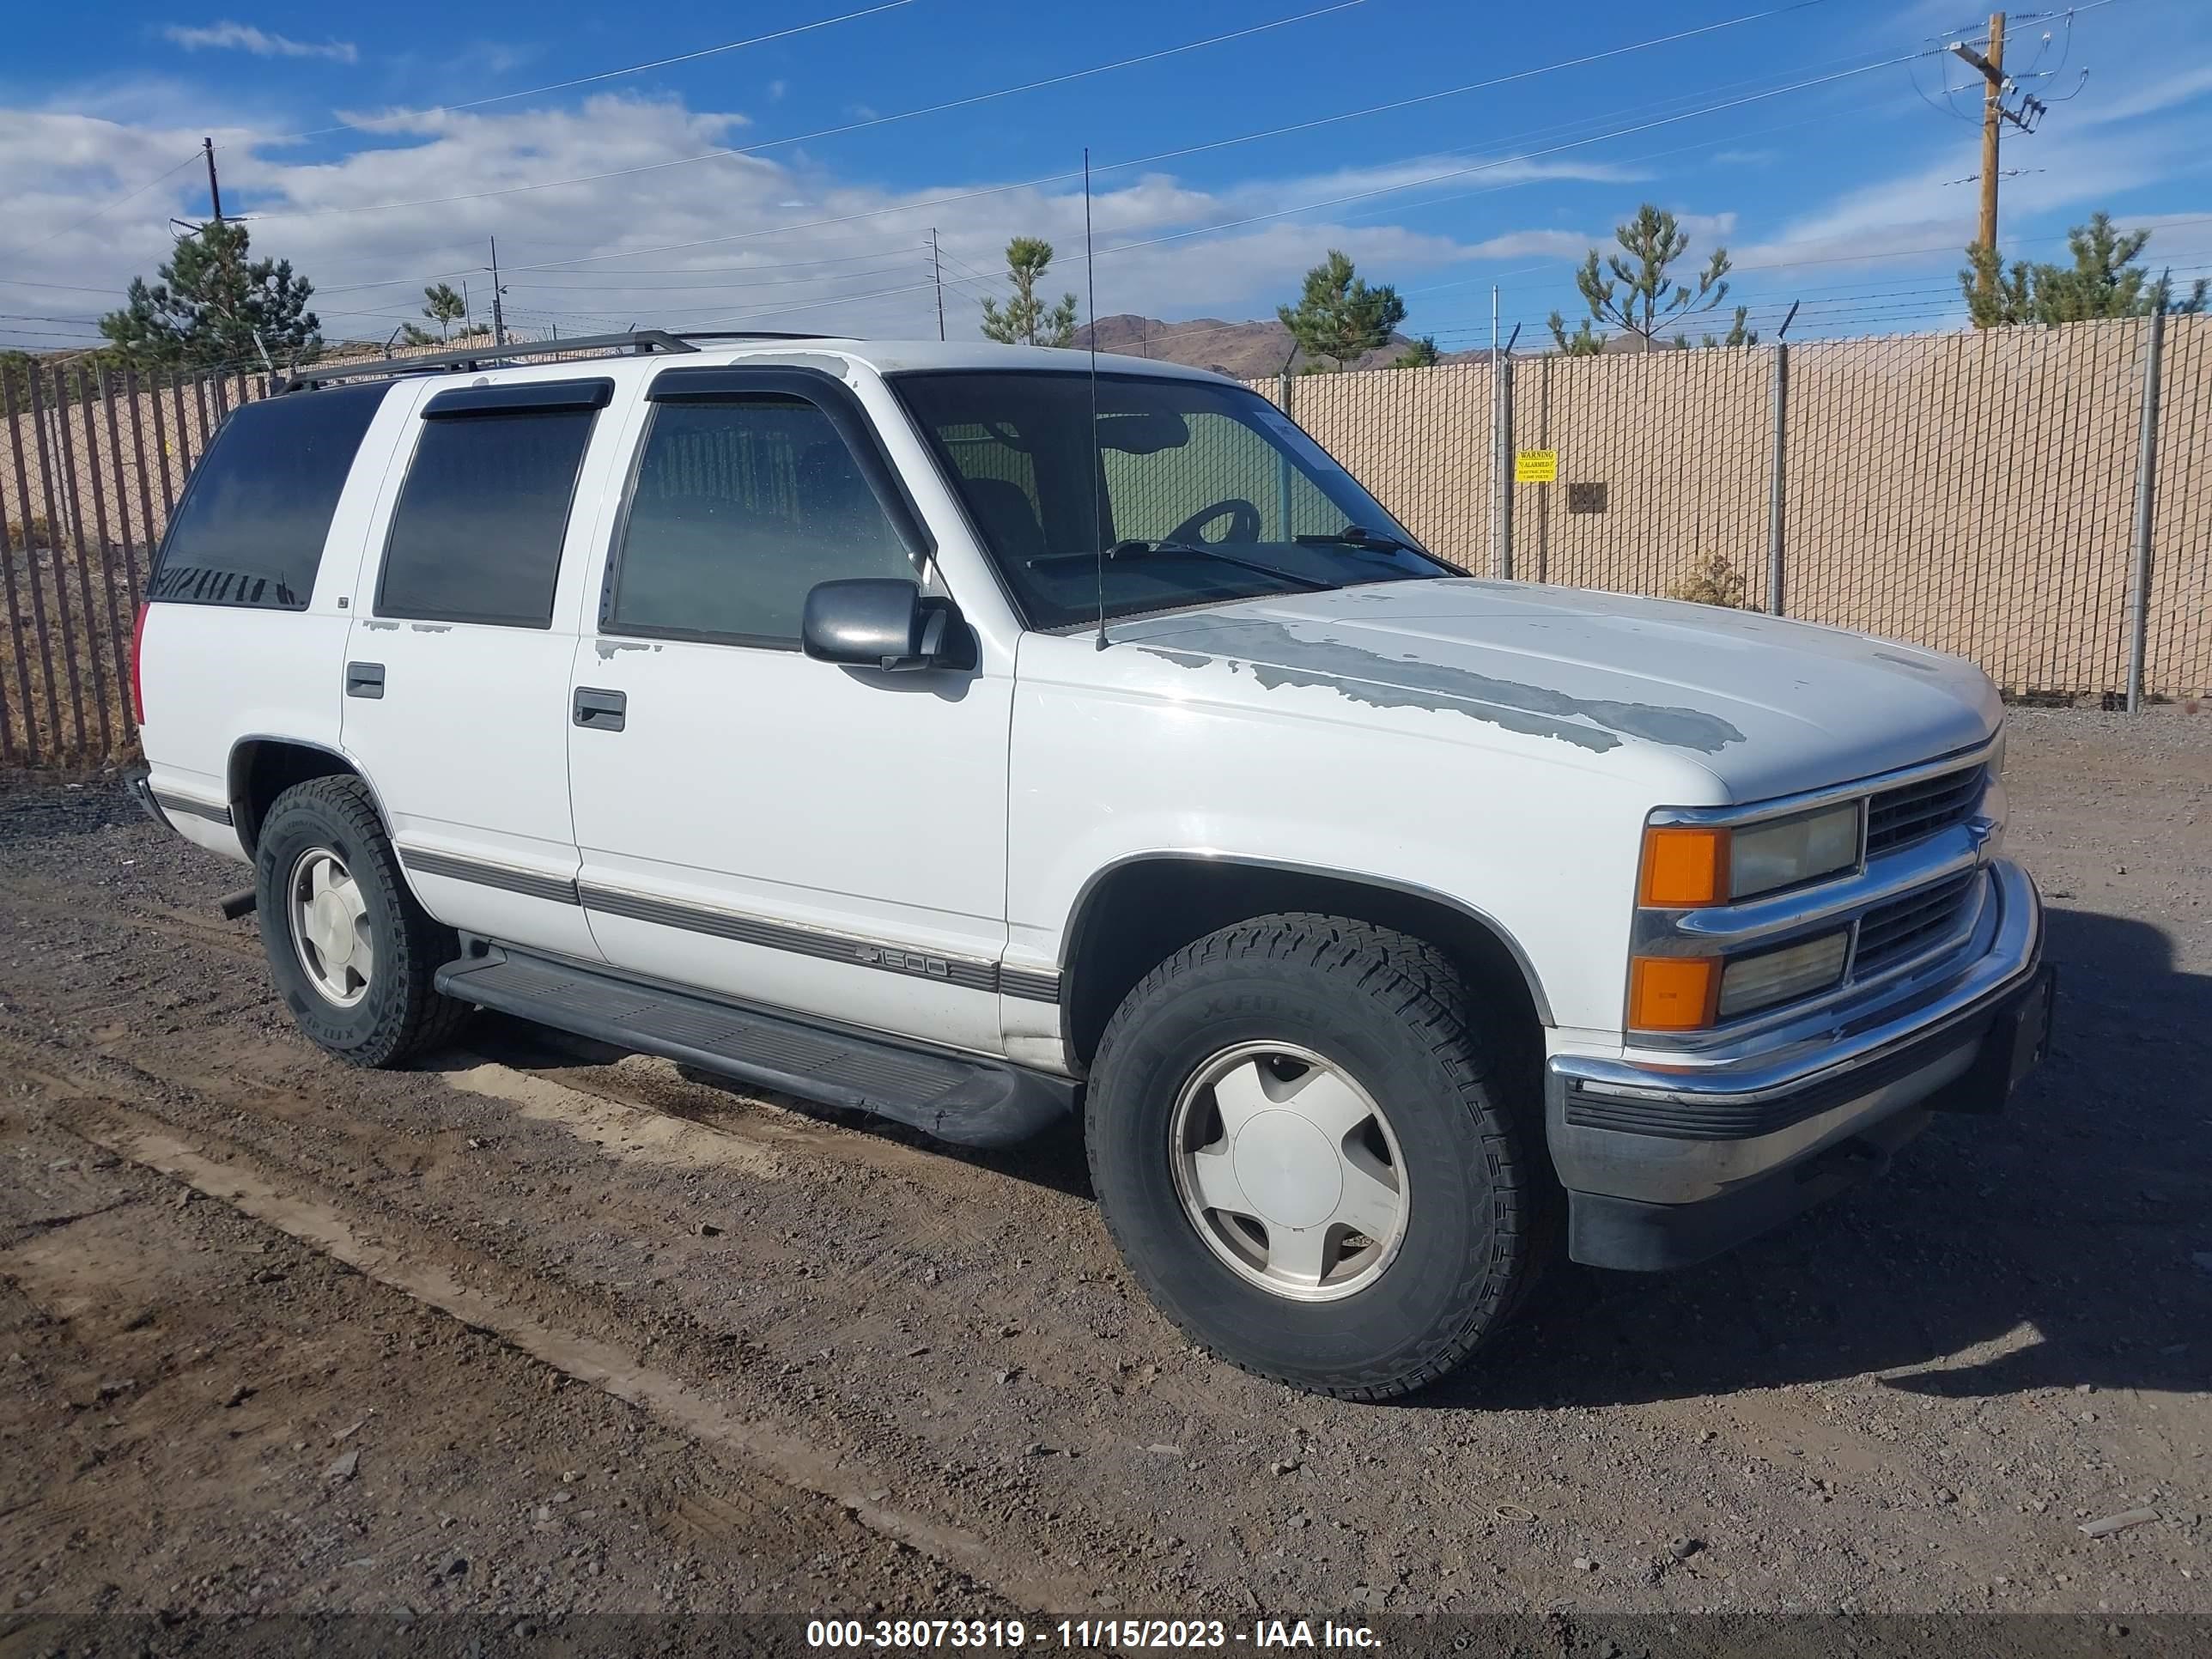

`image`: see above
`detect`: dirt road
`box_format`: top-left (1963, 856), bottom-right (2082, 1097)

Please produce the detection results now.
top-left (3, 709), bottom-right (2208, 1644)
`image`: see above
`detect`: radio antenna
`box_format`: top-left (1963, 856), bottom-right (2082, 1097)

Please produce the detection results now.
top-left (1085, 146), bottom-right (1108, 651)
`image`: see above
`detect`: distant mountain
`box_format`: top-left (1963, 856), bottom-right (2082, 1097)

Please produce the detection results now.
top-left (1070, 313), bottom-right (1475, 380)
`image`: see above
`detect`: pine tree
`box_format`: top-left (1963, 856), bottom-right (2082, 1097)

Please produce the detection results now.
top-left (1960, 215), bottom-right (2207, 328)
top-left (979, 237), bottom-right (1079, 347)
top-left (1545, 314), bottom-right (1607, 356)
top-left (400, 282), bottom-right (473, 347)
top-left (1553, 204), bottom-right (1730, 351)
top-left (1958, 246), bottom-right (2035, 328)
top-left (1692, 307), bottom-right (1759, 349)
top-left (97, 222), bottom-right (320, 368)
top-left (1278, 250), bottom-right (1407, 373)
top-left (1389, 335), bottom-right (1440, 368)
top-left (422, 282), bottom-right (467, 339)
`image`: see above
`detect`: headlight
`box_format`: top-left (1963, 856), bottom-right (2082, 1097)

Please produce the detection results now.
top-left (1638, 802), bottom-right (1862, 908)
top-left (1728, 804), bottom-right (1862, 900)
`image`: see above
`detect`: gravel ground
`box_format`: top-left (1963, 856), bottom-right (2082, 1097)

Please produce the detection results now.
top-left (1, 708), bottom-right (2207, 1651)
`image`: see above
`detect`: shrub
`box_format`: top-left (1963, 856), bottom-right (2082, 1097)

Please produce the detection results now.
top-left (1665, 551), bottom-right (1747, 609)
top-left (5, 516), bottom-right (58, 550)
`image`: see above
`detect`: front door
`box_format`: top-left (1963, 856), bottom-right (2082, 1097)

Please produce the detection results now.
top-left (566, 366), bottom-right (1011, 1054)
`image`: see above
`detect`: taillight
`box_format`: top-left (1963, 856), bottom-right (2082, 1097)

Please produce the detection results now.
top-left (131, 604), bottom-right (150, 726)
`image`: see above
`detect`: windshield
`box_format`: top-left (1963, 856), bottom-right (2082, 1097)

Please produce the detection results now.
top-left (891, 370), bottom-right (1454, 629)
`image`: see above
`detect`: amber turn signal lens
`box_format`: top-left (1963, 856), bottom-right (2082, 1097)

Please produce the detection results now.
top-left (1628, 955), bottom-right (1721, 1031)
top-left (1639, 825), bottom-right (1730, 908)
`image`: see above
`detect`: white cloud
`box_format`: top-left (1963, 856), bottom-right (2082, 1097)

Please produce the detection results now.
top-left (161, 21), bottom-right (359, 64)
top-left (1460, 228), bottom-right (1592, 262)
top-left (0, 94), bottom-right (1546, 349)
top-left (1729, 112), bottom-right (2207, 278)
top-left (2077, 64), bottom-right (2212, 128)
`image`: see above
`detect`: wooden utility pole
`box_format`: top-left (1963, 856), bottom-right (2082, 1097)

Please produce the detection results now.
top-left (489, 236), bottom-right (507, 348)
top-left (1951, 12), bottom-right (2008, 299)
top-left (202, 137), bottom-right (223, 225)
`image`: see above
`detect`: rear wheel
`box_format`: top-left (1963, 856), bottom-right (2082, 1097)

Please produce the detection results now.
top-left (253, 775), bottom-right (469, 1066)
top-left (1086, 913), bottom-right (1549, 1400)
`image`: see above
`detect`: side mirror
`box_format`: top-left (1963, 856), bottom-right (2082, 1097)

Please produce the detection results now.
top-left (801, 579), bottom-right (970, 672)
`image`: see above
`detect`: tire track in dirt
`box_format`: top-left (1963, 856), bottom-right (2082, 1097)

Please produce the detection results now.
top-left (14, 1063), bottom-right (1093, 1618)
top-left (0, 1107), bottom-right (1016, 1623)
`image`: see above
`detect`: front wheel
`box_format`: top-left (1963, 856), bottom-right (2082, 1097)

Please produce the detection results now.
top-left (1086, 914), bottom-right (1549, 1400)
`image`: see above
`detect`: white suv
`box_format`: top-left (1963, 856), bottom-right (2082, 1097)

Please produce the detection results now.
top-left (130, 331), bottom-right (2054, 1400)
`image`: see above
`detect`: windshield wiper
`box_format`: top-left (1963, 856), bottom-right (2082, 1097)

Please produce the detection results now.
top-left (1294, 524), bottom-right (1426, 557)
top-left (1026, 539), bottom-right (1333, 591)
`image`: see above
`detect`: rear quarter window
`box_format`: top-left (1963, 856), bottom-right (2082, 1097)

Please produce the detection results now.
top-left (149, 382), bottom-right (390, 610)
top-left (375, 387), bottom-right (606, 629)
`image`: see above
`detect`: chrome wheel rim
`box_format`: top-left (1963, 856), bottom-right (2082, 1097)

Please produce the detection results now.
top-left (288, 847), bottom-right (374, 1008)
top-left (1168, 1041), bottom-right (1408, 1302)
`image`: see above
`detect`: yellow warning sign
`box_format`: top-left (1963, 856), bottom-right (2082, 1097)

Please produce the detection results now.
top-left (1515, 448), bottom-right (1558, 483)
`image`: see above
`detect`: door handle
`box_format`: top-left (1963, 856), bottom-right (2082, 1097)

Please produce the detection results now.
top-left (346, 661), bottom-right (385, 699)
top-left (573, 687), bottom-right (626, 732)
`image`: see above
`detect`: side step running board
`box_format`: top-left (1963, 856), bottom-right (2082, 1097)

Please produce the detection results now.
top-left (435, 949), bottom-right (1073, 1149)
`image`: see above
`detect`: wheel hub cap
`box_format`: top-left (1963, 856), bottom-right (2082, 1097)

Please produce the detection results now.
top-left (1231, 1111), bottom-right (1342, 1229)
top-left (1170, 1042), bottom-right (1408, 1303)
top-left (289, 848), bottom-right (374, 1009)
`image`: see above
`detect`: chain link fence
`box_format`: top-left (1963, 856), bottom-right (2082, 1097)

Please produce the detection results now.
top-left (3, 315), bottom-right (2205, 768)
top-left (1255, 313), bottom-right (2210, 708)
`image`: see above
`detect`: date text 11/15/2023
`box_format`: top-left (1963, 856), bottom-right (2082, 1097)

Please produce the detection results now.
top-left (805, 1618), bottom-right (1382, 1649)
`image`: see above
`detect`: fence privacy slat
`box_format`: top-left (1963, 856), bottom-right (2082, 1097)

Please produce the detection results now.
top-left (124, 370), bottom-right (155, 617)
top-left (25, 365), bottom-right (88, 755)
top-left (3, 370), bottom-right (57, 760)
top-left (55, 365), bottom-right (115, 757)
top-left (80, 367), bottom-right (130, 752)
top-left (153, 371), bottom-right (179, 520)
top-left (0, 416), bottom-right (21, 765)
top-left (3, 320), bottom-right (2209, 769)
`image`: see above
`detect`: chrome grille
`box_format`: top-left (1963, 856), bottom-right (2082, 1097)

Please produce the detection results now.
top-left (1854, 872), bottom-right (1976, 975)
top-left (1865, 765), bottom-right (1985, 856)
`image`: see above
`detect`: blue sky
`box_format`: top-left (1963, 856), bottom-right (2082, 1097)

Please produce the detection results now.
top-left (3, 0), bottom-right (2208, 354)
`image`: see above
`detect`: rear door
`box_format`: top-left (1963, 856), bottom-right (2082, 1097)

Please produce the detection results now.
top-left (339, 374), bottom-right (629, 963)
top-left (565, 364), bottom-right (1012, 1054)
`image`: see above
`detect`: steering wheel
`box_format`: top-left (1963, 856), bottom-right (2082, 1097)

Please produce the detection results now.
top-left (1165, 498), bottom-right (1262, 546)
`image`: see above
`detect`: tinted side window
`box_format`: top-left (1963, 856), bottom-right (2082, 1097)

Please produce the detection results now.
top-left (149, 383), bottom-right (388, 609)
top-left (378, 409), bottom-right (597, 628)
top-left (608, 398), bottom-right (917, 645)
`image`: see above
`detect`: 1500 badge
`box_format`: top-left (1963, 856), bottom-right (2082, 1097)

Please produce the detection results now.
top-left (854, 945), bottom-right (951, 980)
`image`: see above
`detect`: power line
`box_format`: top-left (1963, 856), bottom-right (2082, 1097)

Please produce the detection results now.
top-left (1087, 46), bottom-right (1944, 265)
top-left (499, 254), bottom-right (924, 295)
top-left (14, 150), bottom-right (204, 254)
top-left (235, 2), bottom-right (1370, 223)
top-left (459, 245), bottom-right (931, 283)
top-left (298, 4), bottom-right (1850, 295)
top-left (267, 0), bottom-right (918, 143)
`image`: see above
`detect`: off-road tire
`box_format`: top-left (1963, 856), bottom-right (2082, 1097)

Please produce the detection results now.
top-left (253, 775), bottom-right (470, 1067)
top-left (1086, 912), bottom-right (1552, 1401)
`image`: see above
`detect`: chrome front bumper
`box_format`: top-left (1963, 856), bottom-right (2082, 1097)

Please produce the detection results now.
top-left (1547, 855), bottom-right (2049, 1269)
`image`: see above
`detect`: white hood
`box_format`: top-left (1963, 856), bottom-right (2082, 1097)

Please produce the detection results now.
top-left (1109, 579), bottom-right (2002, 802)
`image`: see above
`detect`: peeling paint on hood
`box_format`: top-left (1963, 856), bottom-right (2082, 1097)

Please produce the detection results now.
top-left (1135, 619), bottom-right (1746, 755)
top-left (1109, 579), bottom-right (2002, 799)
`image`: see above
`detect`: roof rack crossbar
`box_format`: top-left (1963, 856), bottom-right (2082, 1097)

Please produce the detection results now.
top-left (278, 329), bottom-right (702, 392)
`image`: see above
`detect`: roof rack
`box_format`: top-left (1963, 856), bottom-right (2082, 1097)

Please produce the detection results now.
top-left (276, 329), bottom-right (834, 392)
